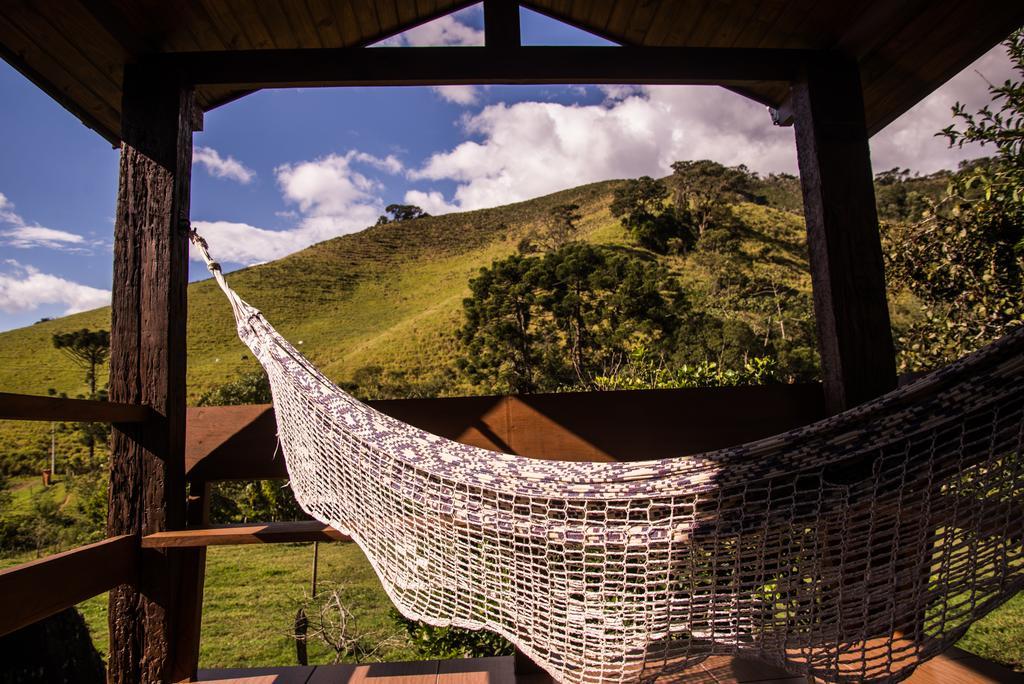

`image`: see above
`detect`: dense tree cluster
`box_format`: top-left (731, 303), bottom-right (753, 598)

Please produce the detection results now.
top-left (458, 242), bottom-right (686, 392)
top-left (884, 29), bottom-right (1024, 371)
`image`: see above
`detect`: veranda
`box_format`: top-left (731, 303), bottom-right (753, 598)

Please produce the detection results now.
top-left (1, 1), bottom-right (1023, 682)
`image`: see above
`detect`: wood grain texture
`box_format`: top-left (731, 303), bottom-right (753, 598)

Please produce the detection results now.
top-left (142, 521), bottom-right (351, 548)
top-left (106, 63), bottom-right (193, 684)
top-left (0, 535), bottom-right (137, 638)
top-left (0, 391), bottom-right (152, 423)
top-left (196, 651), bottom-right (1024, 683)
top-left (184, 384), bottom-right (825, 482)
top-left (791, 54), bottom-right (896, 414)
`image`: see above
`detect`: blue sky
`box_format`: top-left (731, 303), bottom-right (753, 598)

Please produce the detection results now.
top-left (0, 5), bottom-right (1015, 331)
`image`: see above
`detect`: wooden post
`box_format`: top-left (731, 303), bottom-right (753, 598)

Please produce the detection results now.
top-left (791, 54), bottom-right (896, 414)
top-left (484, 0), bottom-right (520, 48)
top-left (106, 63), bottom-right (193, 683)
top-left (171, 479), bottom-right (211, 682)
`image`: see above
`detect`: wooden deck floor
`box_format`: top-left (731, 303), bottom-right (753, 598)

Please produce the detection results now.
top-left (197, 649), bottom-right (1024, 684)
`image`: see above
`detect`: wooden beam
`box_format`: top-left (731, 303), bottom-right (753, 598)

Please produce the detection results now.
top-left (0, 391), bottom-right (152, 423)
top-left (791, 55), bottom-right (897, 414)
top-left (0, 536), bottom-right (137, 638)
top-left (185, 384), bottom-right (826, 482)
top-left (106, 63), bottom-right (194, 684)
top-left (165, 46), bottom-right (813, 88)
top-left (484, 0), bottom-right (520, 48)
top-left (142, 521), bottom-right (351, 548)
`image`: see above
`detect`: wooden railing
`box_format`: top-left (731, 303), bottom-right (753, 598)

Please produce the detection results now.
top-left (1, 383), bottom-right (828, 679)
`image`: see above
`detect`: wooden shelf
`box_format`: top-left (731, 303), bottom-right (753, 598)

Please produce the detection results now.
top-left (141, 521), bottom-right (351, 548)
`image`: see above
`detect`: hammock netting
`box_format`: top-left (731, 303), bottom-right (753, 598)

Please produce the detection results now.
top-left (191, 231), bottom-right (1024, 684)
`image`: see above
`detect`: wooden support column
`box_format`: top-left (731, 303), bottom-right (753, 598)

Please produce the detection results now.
top-left (171, 479), bottom-right (211, 682)
top-left (106, 63), bottom-right (194, 683)
top-left (791, 54), bottom-right (896, 414)
top-left (484, 0), bottom-right (520, 48)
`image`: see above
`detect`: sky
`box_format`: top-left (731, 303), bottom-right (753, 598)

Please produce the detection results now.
top-left (0, 5), bottom-right (1017, 332)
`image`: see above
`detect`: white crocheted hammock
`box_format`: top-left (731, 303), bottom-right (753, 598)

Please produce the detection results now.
top-left (191, 230), bottom-right (1024, 684)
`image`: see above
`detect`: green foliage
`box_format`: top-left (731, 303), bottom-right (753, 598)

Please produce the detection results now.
top-left (392, 609), bottom-right (513, 660)
top-left (874, 168), bottom-right (949, 222)
top-left (458, 244), bottom-right (685, 392)
top-left (592, 344), bottom-right (778, 390)
top-left (886, 29), bottom-right (1024, 371)
top-left (198, 370), bottom-right (272, 406)
top-left (670, 160), bottom-right (751, 238)
top-left (210, 480), bottom-right (305, 524)
top-left (376, 204), bottom-right (430, 225)
top-left (609, 176), bottom-right (695, 253)
top-left (340, 365), bottom-right (452, 401)
top-left (518, 203), bottom-right (582, 253)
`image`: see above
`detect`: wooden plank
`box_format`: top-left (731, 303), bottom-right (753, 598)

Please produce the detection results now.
top-left (165, 45), bottom-right (814, 88)
top-left (0, 391), bottom-right (152, 423)
top-left (185, 384), bottom-right (825, 482)
top-left (197, 666), bottom-right (315, 683)
top-left (0, 535), bottom-right (137, 638)
top-left (484, 0), bottom-right (520, 48)
top-left (106, 64), bottom-right (194, 684)
top-left (309, 660), bottom-right (439, 683)
top-left (791, 54), bottom-right (896, 414)
top-left (142, 521), bottom-right (352, 548)
top-left (439, 656), bottom-right (516, 684)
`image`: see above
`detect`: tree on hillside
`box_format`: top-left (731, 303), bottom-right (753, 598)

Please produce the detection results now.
top-left (519, 203), bottom-right (582, 253)
top-left (376, 204), bottom-right (430, 225)
top-left (885, 28), bottom-right (1024, 370)
top-left (670, 160), bottom-right (751, 238)
top-left (457, 255), bottom-right (543, 393)
top-left (52, 329), bottom-right (109, 398)
top-left (458, 244), bottom-right (685, 392)
top-left (610, 176), bottom-right (694, 253)
top-left (52, 329), bottom-right (110, 462)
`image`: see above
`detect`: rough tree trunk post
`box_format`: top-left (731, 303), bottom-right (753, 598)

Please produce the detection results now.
top-left (106, 63), bottom-right (193, 683)
top-left (791, 54), bottom-right (897, 415)
top-left (791, 54), bottom-right (908, 644)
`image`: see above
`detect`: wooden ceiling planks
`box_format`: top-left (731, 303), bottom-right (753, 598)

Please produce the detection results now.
top-left (0, 10), bottom-right (121, 133)
top-left (0, 0), bottom-right (1021, 145)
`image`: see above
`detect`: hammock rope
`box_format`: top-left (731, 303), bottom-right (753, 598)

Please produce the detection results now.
top-left (189, 229), bottom-right (1024, 684)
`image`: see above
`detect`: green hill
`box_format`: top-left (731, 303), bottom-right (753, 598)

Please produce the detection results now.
top-left (0, 170), bottom-right (889, 473)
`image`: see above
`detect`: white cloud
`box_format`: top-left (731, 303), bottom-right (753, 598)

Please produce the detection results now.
top-left (352, 152), bottom-right (404, 174)
top-left (0, 192), bottom-right (90, 250)
top-left (0, 193), bottom-right (17, 224)
top-left (432, 85), bottom-right (481, 106)
top-left (409, 86), bottom-right (797, 211)
top-left (374, 12), bottom-right (484, 47)
top-left (4, 225), bottom-right (87, 250)
top-left (193, 146), bottom-right (256, 184)
top-left (192, 151), bottom-right (392, 265)
top-left (404, 189), bottom-right (460, 216)
top-left (869, 42), bottom-right (1016, 173)
top-left (0, 261), bottom-right (110, 315)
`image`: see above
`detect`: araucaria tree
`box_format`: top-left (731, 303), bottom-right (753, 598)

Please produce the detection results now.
top-left (458, 244), bottom-right (685, 392)
top-left (52, 328), bottom-right (111, 461)
top-left (884, 29), bottom-right (1024, 370)
top-left (670, 160), bottom-right (750, 238)
top-left (52, 329), bottom-right (110, 398)
top-left (610, 176), bottom-right (694, 253)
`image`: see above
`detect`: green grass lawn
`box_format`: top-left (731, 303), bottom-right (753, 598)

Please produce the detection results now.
top-left (2, 541), bottom-right (1022, 671)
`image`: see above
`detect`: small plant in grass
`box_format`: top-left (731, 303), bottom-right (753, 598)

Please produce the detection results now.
top-left (292, 583), bottom-right (403, 664)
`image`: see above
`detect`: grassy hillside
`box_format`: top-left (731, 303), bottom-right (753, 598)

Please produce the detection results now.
top-left (0, 176), bottom-right (818, 469)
